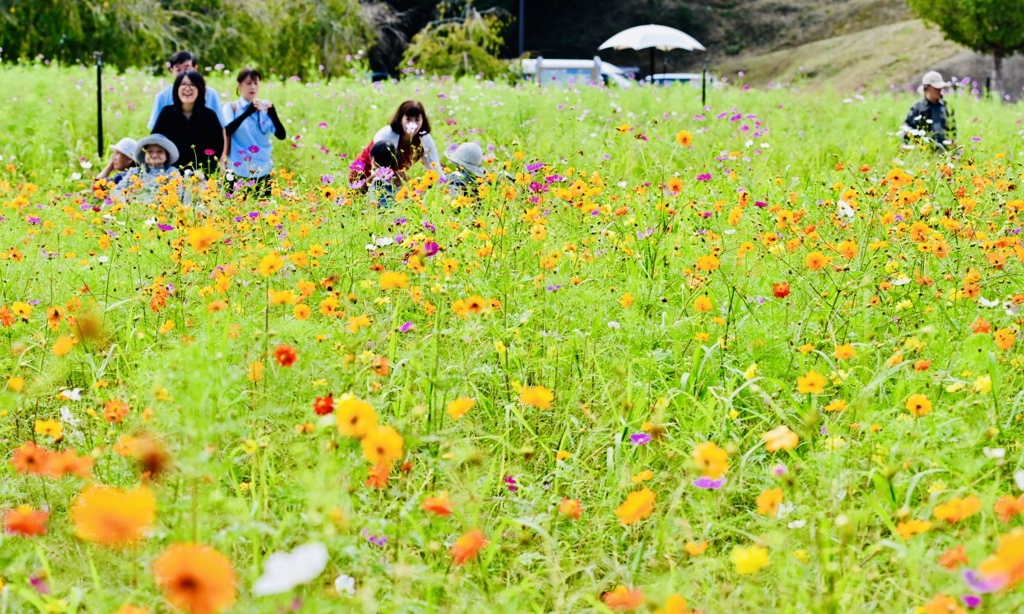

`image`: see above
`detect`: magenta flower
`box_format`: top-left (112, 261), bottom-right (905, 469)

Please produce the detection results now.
top-left (204, 148), bottom-right (216, 156)
top-left (399, 322), bottom-right (414, 333)
top-left (697, 173), bottom-right (712, 181)
top-left (630, 433), bottom-right (652, 445)
top-left (692, 476), bottom-right (726, 490)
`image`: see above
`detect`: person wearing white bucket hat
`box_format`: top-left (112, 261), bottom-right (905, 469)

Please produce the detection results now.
top-left (445, 142), bottom-right (486, 194)
top-left (901, 70), bottom-right (956, 151)
top-left (94, 137), bottom-right (138, 183)
top-left (109, 134), bottom-right (183, 204)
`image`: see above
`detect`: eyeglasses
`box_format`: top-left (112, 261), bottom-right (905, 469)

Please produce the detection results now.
top-left (179, 83), bottom-right (197, 91)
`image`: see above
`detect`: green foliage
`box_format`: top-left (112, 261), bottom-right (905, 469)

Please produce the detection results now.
top-left (0, 0), bottom-right (392, 76)
top-left (905, 0), bottom-right (1024, 58)
top-left (402, 5), bottom-right (508, 80)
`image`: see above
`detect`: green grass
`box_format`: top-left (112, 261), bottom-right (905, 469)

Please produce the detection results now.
top-left (2, 63), bottom-right (1024, 613)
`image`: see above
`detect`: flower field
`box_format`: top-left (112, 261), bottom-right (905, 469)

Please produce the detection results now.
top-left (3, 65), bottom-right (1024, 613)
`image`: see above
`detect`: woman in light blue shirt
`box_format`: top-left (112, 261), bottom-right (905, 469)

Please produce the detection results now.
top-left (222, 68), bottom-right (286, 197)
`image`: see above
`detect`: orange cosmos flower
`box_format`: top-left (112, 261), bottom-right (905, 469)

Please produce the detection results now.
top-left (446, 397), bottom-right (475, 420)
top-left (938, 545), bottom-right (969, 570)
top-left (273, 344), bottom-right (298, 367)
top-left (103, 398), bottom-right (129, 423)
top-left (11, 441), bottom-right (50, 475)
top-left (796, 371), bottom-right (826, 394)
top-left (691, 441), bottom-right (728, 478)
top-left (921, 594), bottom-right (965, 614)
top-left (804, 251), bottom-right (831, 271)
top-left (71, 484), bottom-right (157, 547)
top-left (154, 543), bottom-right (237, 614)
top-left (615, 488), bottom-right (655, 525)
top-left (756, 488), bottom-right (784, 517)
top-left (365, 462), bottom-right (389, 489)
top-left (833, 343), bottom-right (855, 360)
top-left (4, 505), bottom-right (49, 536)
top-left (761, 425), bottom-right (799, 452)
top-left (421, 492), bottom-right (453, 516)
top-left (933, 495), bottom-right (982, 524)
top-left (115, 605), bottom-right (151, 614)
top-left (685, 541), bottom-right (709, 556)
top-left (335, 396), bottom-right (378, 438)
top-left (693, 296), bottom-right (712, 312)
top-left (994, 495), bottom-right (1024, 523)
top-left (46, 448), bottom-right (94, 479)
top-left (603, 585), bottom-right (644, 610)
top-left (976, 528), bottom-right (1024, 590)
top-left (905, 393), bottom-right (932, 417)
top-left (450, 529), bottom-right (487, 566)
top-left (558, 498), bottom-right (583, 520)
top-left (994, 327), bottom-right (1017, 351)
top-left (518, 385), bottom-right (553, 409)
top-left (361, 426), bottom-right (404, 465)
top-left (772, 282), bottom-right (791, 298)
top-left (675, 129), bottom-right (693, 147)
top-left (656, 593), bottom-right (692, 614)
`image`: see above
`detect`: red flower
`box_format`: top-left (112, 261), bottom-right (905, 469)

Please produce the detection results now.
top-left (313, 394), bottom-right (335, 416)
top-left (274, 344), bottom-right (298, 367)
top-left (5, 505), bottom-right (49, 536)
top-left (772, 282), bottom-right (791, 298)
top-left (204, 148), bottom-right (216, 156)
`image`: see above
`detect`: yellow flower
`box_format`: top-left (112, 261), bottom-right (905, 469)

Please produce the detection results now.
top-left (158, 320), bottom-right (175, 334)
top-left (675, 129), bottom-right (693, 147)
top-left (796, 371), bottom-right (826, 394)
top-left (71, 484), bottom-right (157, 547)
top-left (361, 426), bottom-right (404, 465)
top-left (379, 271), bottom-right (409, 290)
top-left (258, 251), bottom-right (285, 277)
top-left (691, 441), bottom-right (728, 478)
top-left (620, 292), bottom-right (634, 308)
top-left (247, 361), bottom-right (264, 383)
top-left (556, 450), bottom-right (572, 461)
top-left (933, 495), bottom-right (982, 524)
top-left (833, 343), bottom-right (856, 360)
top-left (336, 396), bottom-right (378, 438)
top-left (53, 335), bottom-right (78, 357)
top-left (34, 419), bottom-right (62, 440)
top-left (293, 304), bottom-right (312, 321)
top-left (446, 397), bottom-right (475, 420)
top-left (693, 295), bottom-right (713, 312)
top-left (761, 425), bottom-right (799, 452)
top-left (684, 541), bottom-right (709, 556)
top-left (824, 399), bottom-right (848, 412)
top-left (756, 488), bottom-right (784, 517)
top-left (631, 469), bottom-right (654, 484)
top-left (895, 519), bottom-right (932, 539)
top-left (11, 301), bottom-right (32, 319)
top-left (518, 385), bottom-right (553, 409)
top-left (731, 545), bottom-right (770, 574)
top-left (615, 488), bottom-right (655, 525)
top-left (905, 393), bottom-right (932, 417)
top-left (973, 375), bottom-right (992, 395)
top-left (186, 225), bottom-right (223, 253)
top-left (347, 314), bottom-right (372, 333)
top-left (7, 376), bottom-right (24, 392)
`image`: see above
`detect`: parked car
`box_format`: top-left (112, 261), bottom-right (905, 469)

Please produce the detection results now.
top-left (644, 72), bottom-right (717, 87)
top-left (519, 57), bottom-right (633, 88)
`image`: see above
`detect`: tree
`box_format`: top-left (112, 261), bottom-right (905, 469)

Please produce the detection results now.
top-left (401, 3), bottom-right (508, 79)
top-left (906, 0), bottom-right (1024, 99)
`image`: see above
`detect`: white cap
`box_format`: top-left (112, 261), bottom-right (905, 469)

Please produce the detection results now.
top-left (111, 137), bottom-right (138, 157)
top-left (922, 71), bottom-right (950, 89)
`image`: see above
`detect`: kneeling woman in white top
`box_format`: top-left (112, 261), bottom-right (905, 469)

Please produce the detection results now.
top-left (349, 100), bottom-right (445, 190)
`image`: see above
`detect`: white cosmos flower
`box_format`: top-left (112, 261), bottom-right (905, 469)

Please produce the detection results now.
top-left (334, 574), bottom-right (356, 596)
top-left (984, 447), bottom-right (1006, 459)
top-left (979, 297), bottom-right (1000, 308)
top-left (787, 519), bottom-right (806, 529)
top-left (374, 236), bottom-right (394, 247)
top-left (837, 200), bottom-right (855, 219)
top-left (59, 388), bottom-right (83, 401)
top-left (253, 542), bottom-right (329, 597)
top-left (1016, 470), bottom-right (1024, 491)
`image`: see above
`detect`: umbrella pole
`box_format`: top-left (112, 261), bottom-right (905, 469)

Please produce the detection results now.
top-left (649, 48), bottom-right (655, 81)
top-left (702, 57), bottom-right (708, 107)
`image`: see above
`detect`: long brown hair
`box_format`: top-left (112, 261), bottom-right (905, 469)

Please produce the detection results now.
top-left (388, 100), bottom-right (431, 137)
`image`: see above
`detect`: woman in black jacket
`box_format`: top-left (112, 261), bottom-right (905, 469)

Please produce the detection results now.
top-left (152, 70), bottom-right (227, 174)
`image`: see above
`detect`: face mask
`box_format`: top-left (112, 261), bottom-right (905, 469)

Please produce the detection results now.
top-left (403, 120), bottom-right (419, 135)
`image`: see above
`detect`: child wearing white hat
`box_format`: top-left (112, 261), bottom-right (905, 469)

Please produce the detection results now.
top-left (109, 134), bottom-right (184, 203)
top-left (445, 142), bottom-right (486, 194)
top-left (94, 137), bottom-right (138, 183)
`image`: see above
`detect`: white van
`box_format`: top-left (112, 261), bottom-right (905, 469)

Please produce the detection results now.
top-left (519, 57), bottom-right (633, 88)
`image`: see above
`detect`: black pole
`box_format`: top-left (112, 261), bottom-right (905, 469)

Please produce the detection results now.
top-left (94, 52), bottom-right (103, 159)
top-left (649, 48), bottom-right (655, 81)
top-left (701, 57), bottom-right (708, 107)
top-left (518, 0), bottom-right (524, 57)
